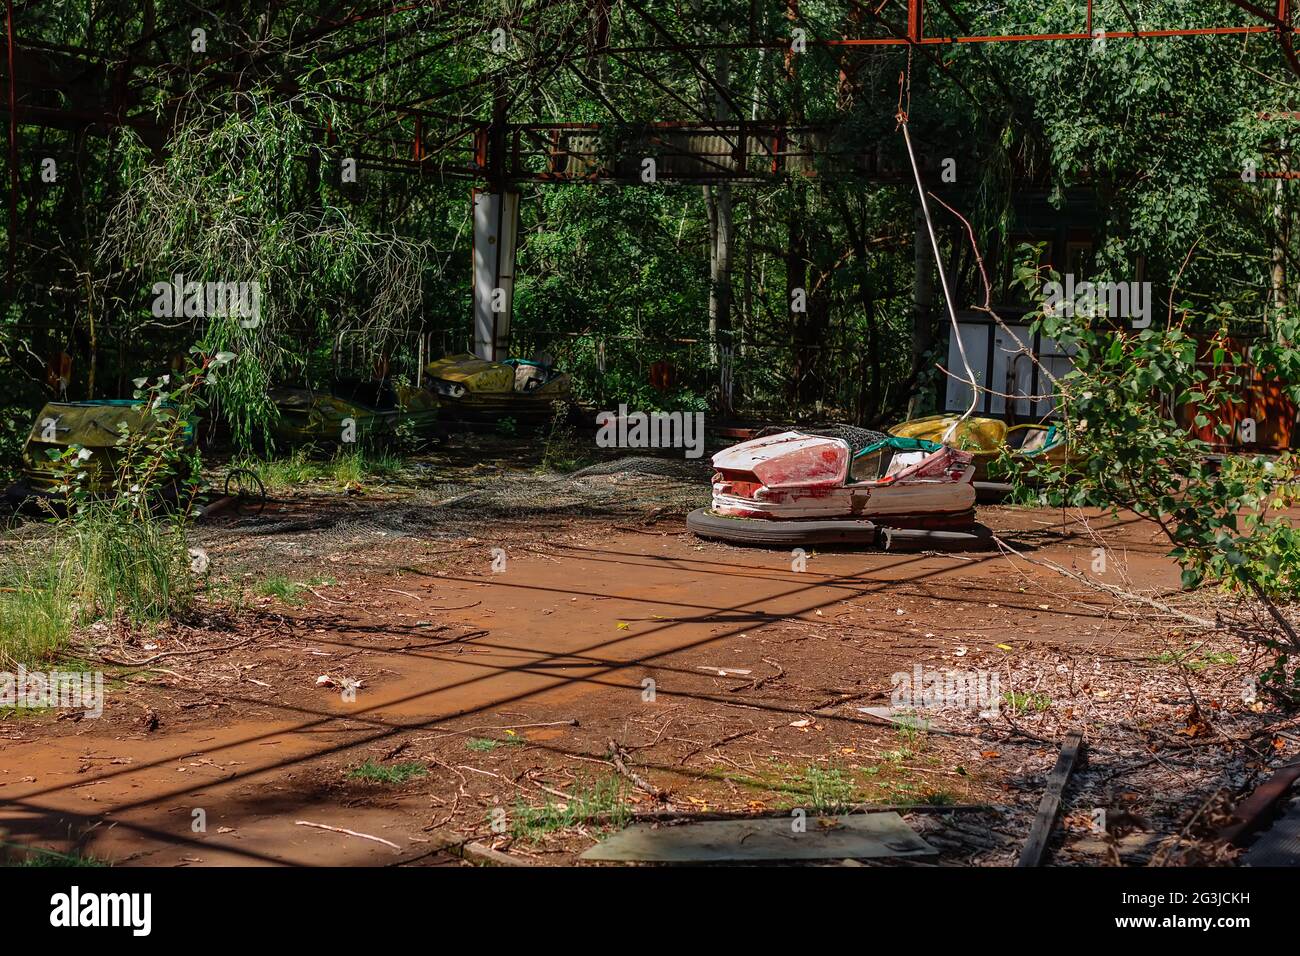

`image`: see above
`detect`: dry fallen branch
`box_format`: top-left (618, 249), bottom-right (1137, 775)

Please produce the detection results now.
top-left (992, 534), bottom-right (1216, 629)
top-left (607, 738), bottom-right (670, 802)
top-left (928, 191), bottom-right (1060, 391)
top-left (97, 635), bottom-right (259, 667)
top-left (676, 728), bottom-right (758, 764)
top-left (295, 820), bottom-right (400, 850)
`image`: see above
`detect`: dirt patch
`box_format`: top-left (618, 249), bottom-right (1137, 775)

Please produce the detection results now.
top-left (1, 498), bottom-right (1296, 866)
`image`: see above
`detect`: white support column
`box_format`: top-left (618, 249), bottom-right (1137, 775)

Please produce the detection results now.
top-left (472, 189), bottom-right (519, 361)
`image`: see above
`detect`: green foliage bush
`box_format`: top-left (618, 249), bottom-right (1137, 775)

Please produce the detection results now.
top-left (1012, 249), bottom-right (1300, 698)
top-left (0, 351), bottom-right (231, 665)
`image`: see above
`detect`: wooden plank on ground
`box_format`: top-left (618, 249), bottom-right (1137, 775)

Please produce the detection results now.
top-left (421, 827), bottom-right (536, 866)
top-left (1016, 729), bottom-right (1084, 868)
top-left (580, 812), bottom-right (937, 864)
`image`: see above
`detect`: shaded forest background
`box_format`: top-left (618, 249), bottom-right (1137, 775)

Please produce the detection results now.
top-left (1, 0), bottom-right (1297, 458)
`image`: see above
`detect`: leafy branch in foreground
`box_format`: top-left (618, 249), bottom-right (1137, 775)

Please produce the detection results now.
top-left (1007, 248), bottom-right (1300, 698)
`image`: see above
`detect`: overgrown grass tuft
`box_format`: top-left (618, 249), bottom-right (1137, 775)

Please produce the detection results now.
top-left (0, 557), bottom-right (75, 668)
top-left (466, 734), bottom-right (525, 752)
top-left (329, 448), bottom-right (403, 485)
top-left (510, 775), bottom-right (630, 841)
top-left (241, 447), bottom-right (404, 491)
top-left (1001, 691), bottom-right (1052, 714)
top-left (256, 575), bottom-right (305, 603)
top-left (1, 843), bottom-right (108, 867)
top-left (254, 447), bottom-right (318, 488)
top-left (797, 766), bottom-right (860, 814)
top-left (539, 405), bottom-right (595, 473)
top-left (254, 574), bottom-right (333, 605)
top-left (1152, 647), bottom-right (1238, 671)
top-left (0, 505), bottom-right (192, 667)
top-left (65, 505), bottom-right (192, 626)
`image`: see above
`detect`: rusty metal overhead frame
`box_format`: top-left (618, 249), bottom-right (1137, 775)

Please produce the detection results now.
top-left (7, 3), bottom-right (1300, 148)
top-left (5, 0), bottom-right (1300, 282)
top-left (584, 0), bottom-right (1294, 50)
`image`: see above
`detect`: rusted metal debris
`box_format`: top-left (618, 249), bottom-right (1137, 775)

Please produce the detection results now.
top-left (1217, 760), bottom-right (1300, 847)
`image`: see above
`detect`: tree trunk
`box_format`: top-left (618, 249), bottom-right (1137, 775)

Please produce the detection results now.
top-left (908, 205), bottom-right (936, 417)
top-left (787, 207), bottom-right (808, 403)
top-left (1272, 141), bottom-right (1288, 315)
top-left (704, 46), bottom-right (733, 366)
top-left (829, 187), bottom-right (880, 422)
top-left (706, 183), bottom-right (734, 358)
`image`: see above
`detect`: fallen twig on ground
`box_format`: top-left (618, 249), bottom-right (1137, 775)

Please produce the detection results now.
top-left (608, 738), bottom-right (670, 802)
top-left (992, 534), bottom-right (1216, 628)
top-left (295, 820), bottom-right (400, 850)
top-left (96, 635), bottom-right (259, 667)
top-left (676, 728), bottom-right (757, 764)
top-left (306, 587), bottom-right (347, 605)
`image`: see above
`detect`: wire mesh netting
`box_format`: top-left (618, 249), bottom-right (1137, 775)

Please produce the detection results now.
top-left (753, 424), bottom-right (890, 454)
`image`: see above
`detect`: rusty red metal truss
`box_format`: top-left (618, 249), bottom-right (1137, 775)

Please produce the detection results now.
top-left (3, 0), bottom-right (1300, 279)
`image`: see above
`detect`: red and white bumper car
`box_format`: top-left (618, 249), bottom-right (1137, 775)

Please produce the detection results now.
top-left (686, 431), bottom-right (989, 550)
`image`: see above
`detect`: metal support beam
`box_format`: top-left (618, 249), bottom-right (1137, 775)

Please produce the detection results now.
top-left (1223, 0), bottom-right (1290, 29)
top-left (471, 189), bottom-right (519, 361)
top-left (1276, 0), bottom-right (1300, 79)
top-left (471, 79), bottom-right (518, 361)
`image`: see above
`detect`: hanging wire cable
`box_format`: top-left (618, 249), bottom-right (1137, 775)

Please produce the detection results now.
top-left (897, 72), bottom-right (977, 446)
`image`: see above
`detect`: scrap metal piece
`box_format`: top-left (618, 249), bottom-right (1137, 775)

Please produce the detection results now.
top-left (1219, 761), bottom-right (1300, 847)
top-left (1242, 795), bottom-right (1300, 867)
